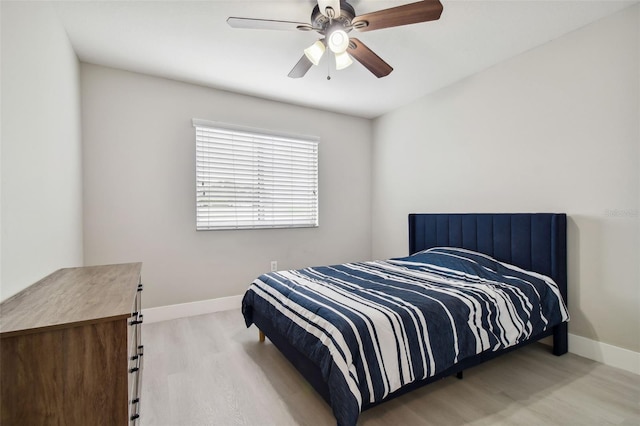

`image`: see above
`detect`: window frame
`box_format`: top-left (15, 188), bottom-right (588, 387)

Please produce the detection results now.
top-left (193, 119), bottom-right (319, 231)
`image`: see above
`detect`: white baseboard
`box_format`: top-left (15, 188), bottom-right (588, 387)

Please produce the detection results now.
top-left (143, 296), bottom-right (639, 375)
top-left (569, 333), bottom-right (640, 375)
top-left (144, 294), bottom-right (243, 323)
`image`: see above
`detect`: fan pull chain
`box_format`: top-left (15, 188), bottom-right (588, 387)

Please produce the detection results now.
top-left (327, 13), bottom-right (332, 80)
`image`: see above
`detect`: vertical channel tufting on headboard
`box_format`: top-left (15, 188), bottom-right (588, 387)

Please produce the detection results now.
top-left (511, 214), bottom-right (532, 271)
top-left (408, 213), bottom-right (566, 287)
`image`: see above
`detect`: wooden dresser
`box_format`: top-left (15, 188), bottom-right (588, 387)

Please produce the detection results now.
top-left (0, 263), bottom-right (144, 425)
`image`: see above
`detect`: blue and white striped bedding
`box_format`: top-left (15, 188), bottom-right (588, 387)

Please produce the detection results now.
top-left (242, 247), bottom-right (570, 426)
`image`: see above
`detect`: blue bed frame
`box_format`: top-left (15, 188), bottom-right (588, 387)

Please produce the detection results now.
top-left (251, 213), bottom-right (568, 416)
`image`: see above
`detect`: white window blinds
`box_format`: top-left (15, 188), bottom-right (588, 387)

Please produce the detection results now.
top-left (193, 119), bottom-right (319, 230)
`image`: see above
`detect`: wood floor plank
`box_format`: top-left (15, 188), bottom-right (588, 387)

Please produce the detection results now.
top-left (141, 310), bottom-right (640, 425)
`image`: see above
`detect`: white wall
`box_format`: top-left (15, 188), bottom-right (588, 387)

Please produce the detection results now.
top-left (81, 64), bottom-right (372, 308)
top-left (0, 2), bottom-right (83, 300)
top-left (372, 6), bottom-right (639, 352)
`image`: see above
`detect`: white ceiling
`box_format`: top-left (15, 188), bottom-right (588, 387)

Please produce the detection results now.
top-left (53, 0), bottom-right (636, 119)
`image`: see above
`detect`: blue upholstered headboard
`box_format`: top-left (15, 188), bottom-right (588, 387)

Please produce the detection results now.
top-left (408, 213), bottom-right (567, 302)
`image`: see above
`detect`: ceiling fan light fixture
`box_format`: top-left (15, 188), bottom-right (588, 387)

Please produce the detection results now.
top-left (334, 51), bottom-right (353, 70)
top-left (304, 40), bottom-right (326, 66)
top-left (328, 29), bottom-right (349, 53)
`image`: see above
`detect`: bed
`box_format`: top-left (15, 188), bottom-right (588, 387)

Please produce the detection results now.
top-left (242, 213), bottom-right (569, 426)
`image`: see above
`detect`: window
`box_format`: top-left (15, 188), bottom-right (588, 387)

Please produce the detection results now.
top-left (193, 119), bottom-right (319, 230)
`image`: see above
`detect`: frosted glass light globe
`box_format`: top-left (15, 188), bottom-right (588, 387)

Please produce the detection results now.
top-left (328, 30), bottom-right (349, 54)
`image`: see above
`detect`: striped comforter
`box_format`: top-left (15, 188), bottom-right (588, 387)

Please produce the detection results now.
top-left (242, 247), bottom-right (569, 426)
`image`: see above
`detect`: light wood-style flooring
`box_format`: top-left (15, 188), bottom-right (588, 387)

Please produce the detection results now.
top-left (141, 310), bottom-right (640, 425)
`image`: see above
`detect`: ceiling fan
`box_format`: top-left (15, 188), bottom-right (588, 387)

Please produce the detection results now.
top-left (227, 0), bottom-right (443, 79)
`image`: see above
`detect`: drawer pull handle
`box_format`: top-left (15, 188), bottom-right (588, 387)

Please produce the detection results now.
top-left (129, 313), bottom-right (143, 325)
top-left (131, 398), bottom-right (140, 405)
top-left (137, 284), bottom-right (144, 292)
top-left (130, 355), bottom-right (139, 361)
top-left (130, 413), bottom-right (140, 421)
top-left (129, 367), bottom-right (139, 373)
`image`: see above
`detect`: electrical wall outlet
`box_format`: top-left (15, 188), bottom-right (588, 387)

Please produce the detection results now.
top-left (270, 261), bottom-right (278, 272)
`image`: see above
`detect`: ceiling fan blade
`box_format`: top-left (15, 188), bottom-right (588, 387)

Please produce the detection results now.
top-left (351, 0), bottom-right (443, 32)
top-left (227, 17), bottom-right (312, 31)
top-left (347, 38), bottom-right (393, 78)
top-left (288, 55), bottom-right (314, 78)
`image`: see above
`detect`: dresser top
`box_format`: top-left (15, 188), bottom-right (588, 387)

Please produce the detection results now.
top-left (1, 263), bottom-right (142, 337)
